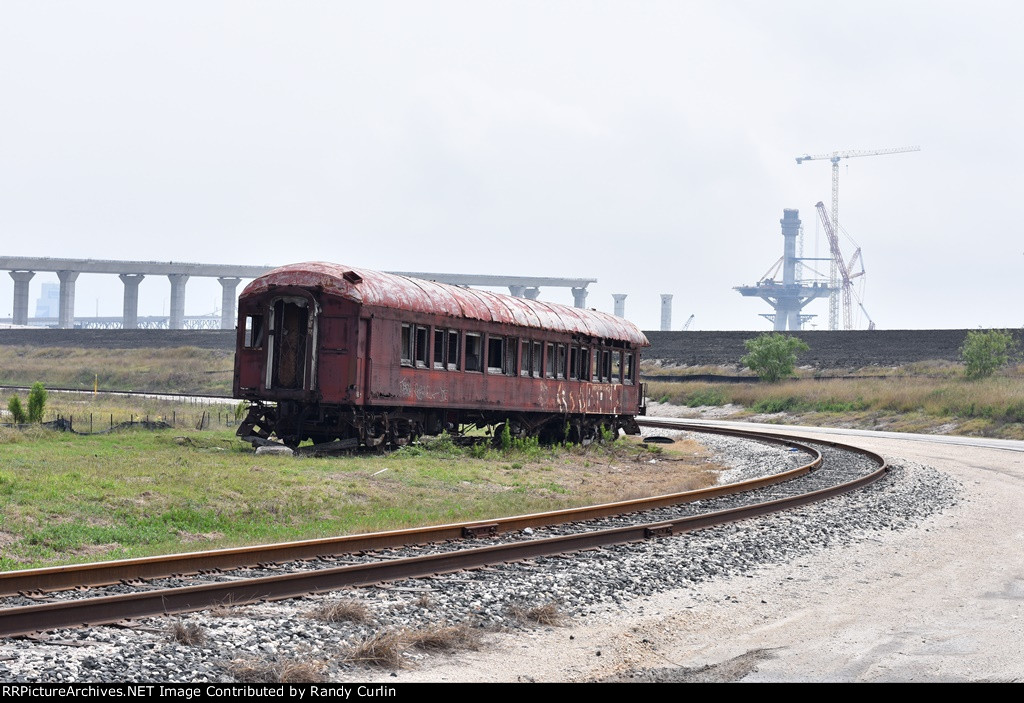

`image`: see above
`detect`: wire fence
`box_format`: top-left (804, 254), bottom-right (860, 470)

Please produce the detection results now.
top-left (2, 405), bottom-right (243, 434)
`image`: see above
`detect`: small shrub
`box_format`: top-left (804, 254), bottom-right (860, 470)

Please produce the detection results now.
top-left (7, 396), bottom-right (26, 425)
top-left (741, 333), bottom-right (809, 383)
top-left (1002, 400), bottom-right (1024, 423)
top-left (421, 431), bottom-right (459, 455)
top-left (961, 329), bottom-right (1017, 379)
top-left (685, 388), bottom-right (727, 407)
top-left (27, 383), bottom-right (47, 423)
top-left (751, 396), bottom-right (801, 413)
top-left (510, 435), bottom-right (541, 458)
top-left (500, 421), bottom-right (512, 451)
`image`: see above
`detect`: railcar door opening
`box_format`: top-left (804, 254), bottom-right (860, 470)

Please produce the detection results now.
top-left (267, 297), bottom-right (316, 391)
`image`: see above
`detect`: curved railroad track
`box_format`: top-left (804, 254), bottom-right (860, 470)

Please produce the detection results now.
top-left (0, 421), bottom-right (886, 638)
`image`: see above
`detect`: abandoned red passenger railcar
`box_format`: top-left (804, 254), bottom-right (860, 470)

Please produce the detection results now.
top-left (233, 262), bottom-right (649, 447)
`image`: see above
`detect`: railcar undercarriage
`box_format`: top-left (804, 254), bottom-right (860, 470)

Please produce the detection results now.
top-left (237, 401), bottom-right (641, 450)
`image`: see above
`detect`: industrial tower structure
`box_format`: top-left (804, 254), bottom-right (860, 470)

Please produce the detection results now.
top-left (734, 209), bottom-right (833, 330)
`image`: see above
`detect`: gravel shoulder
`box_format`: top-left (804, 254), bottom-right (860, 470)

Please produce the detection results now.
top-left (364, 426), bottom-right (1024, 683)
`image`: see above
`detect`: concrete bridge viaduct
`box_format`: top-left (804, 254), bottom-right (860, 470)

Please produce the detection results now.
top-left (0, 257), bottom-right (596, 330)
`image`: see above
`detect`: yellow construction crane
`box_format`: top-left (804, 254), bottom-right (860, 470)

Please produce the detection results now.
top-left (795, 145), bottom-right (920, 330)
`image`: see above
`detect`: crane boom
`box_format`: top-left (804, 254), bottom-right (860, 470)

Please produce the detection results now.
top-left (795, 145), bottom-right (920, 164)
top-left (796, 145), bottom-right (919, 329)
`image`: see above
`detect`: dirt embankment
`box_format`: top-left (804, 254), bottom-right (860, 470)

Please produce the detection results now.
top-left (0, 329), bottom-right (235, 350)
top-left (643, 329), bottom-right (1024, 369)
top-left (2, 328), bottom-right (1019, 370)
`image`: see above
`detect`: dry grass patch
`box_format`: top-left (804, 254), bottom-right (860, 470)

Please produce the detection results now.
top-left (209, 597), bottom-right (248, 618)
top-left (167, 620), bottom-right (205, 646)
top-left (341, 623), bottom-right (483, 670)
top-left (306, 599), bottom-right (373, 624)
top-left (407, 623), bottom-right (482, 652)
top-left (342, 629), bottom-right (409, 669)
top-left (507, 601), bottom-right (566, 626)
top-left (225, 656), bottom-right (324, 683)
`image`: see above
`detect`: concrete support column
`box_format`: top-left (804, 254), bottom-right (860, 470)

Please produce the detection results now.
top-left (571, 287), bottom-right (588, 309)
top-left (508, 285), bottom-right (526, 298)
top-left (660, 294), bottom-right (673, 331)
top-left (168, 273), bottom-right (189, 330)
top-left (218, 277), bottom-right (241, 330)
top-left (56, 270), bottom-right (80, 329)
top-left (119, 274), bottom-right (145, 329)
top-left (612, 293), bottom-right (627, 318)
top-left (524, 287), bottom-right (541, 300)
top-left (9, 271), bottom-right (35, 326)
top-left (787, 309), bottom-right (801, 331)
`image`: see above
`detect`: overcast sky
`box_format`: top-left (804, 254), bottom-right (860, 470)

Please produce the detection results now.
top-left (2, 1), bottom-right (1022, 331)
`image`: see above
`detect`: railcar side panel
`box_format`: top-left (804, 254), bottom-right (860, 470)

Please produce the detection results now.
top-left (235, 262), bottom-right (649, 446)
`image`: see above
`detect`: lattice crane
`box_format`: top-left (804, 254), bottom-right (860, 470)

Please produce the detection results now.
top-left (796, 145), bottom-right (919, 329)
top-left (815, 201), bottom-right (866, 330)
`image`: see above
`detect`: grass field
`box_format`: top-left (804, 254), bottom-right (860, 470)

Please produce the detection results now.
top-left (0, 391), bottom-right (720, 569)
top-left (0, 345), bottom-right (233, 395)
top-left (645, 361), bottom-right (1024, 439)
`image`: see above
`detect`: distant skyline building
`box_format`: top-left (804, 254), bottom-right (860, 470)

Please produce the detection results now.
top-left (34, 282), bottom-right (58, 319)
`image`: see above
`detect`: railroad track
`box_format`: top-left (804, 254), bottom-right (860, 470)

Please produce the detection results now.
top-left (0, 421), bottom-right (887, 638)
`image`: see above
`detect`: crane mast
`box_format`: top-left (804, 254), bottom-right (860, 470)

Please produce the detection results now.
top-left (795, 145), bottom-right (919, 330)
top-left (815, 201), bottom-right (865, 330)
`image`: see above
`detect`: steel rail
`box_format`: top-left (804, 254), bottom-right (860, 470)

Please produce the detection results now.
top-left (0, 433), bottom-right (886, 637)
top-left (0, 424), bottom-right (820, 596)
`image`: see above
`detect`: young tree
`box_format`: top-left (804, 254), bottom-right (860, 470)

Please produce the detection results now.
top-left (27, 382), bottom-right (47, 423)
top-left (960, 329), bottom-right (1017, 379)
top-left (7, 396), bottom-right (27, 424)
top-left (741, 333), bottom-right (810, 383)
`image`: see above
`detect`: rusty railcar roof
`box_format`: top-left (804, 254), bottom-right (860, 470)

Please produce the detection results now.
top-left (242, 262), bottom-right (650, 346)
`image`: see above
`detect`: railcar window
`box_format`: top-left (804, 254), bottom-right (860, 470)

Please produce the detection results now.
top-left (580, 347), bottom-right (590, 381)
top-left (465, 333), bottom-right (482, 372)
top-left (569, 346), bottom-right (579, 380)
top-left (601, 350), bottom-right (612, 382)
top-left (545, 343), bottom-right (555, 378)
top-left (433, 329), bottom-right (446, 369)
top-left (505, 338), bottom-right (518, 375)
top-left (447, 330), bottom-right (460, 369)
top-left (556, 344), bottom-right (567, 379)
top-left (401, 324), bottom-right (413, 366)
top-left (415, 326), bottom-right (429, 368)
top-left (532, 341), bottom-right (542, 377)
top-left (520, 340), bottom-right (532, 377)
top-left (624, 352), bottom-right (635, 385)
top-left (243, 315), bottom-right (265, 349)
top-left (487, 336), bottom-right (504, 374)
top-left (612, 350), bottom-right (622, 382)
